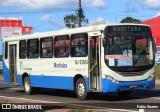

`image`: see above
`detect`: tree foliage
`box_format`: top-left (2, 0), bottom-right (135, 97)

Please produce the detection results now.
top-left (120, 17), bottom-right (141, 24)
top-left (64, 14), bottom-right (78, 28)
top-left (64, 10), bottom-right (88, 28)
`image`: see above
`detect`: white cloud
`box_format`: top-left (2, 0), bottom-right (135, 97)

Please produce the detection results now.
top-left (90, 0), bottom-right (106, 8)
top-left (0, 0), bottom-right (107, 10)
top-left (154, 12), bottom-right (160, 17)
top-left (41, 14), bottom-right (63, 27)
top-left (139, 0), bottom-right (160, 9)
top-left (0, 16), bottom-right (23, 20)
top-left (91, 18), bottom-right (111, 25)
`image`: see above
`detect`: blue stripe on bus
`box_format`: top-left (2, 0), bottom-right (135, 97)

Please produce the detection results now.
top-left (17, 75), bottom-right (89, 91)
top-left (17, 74), bottom-right (155, 92)
top-left (2, 59), bottom-right (10, 84)
top-left (102, 77), bottom-right (155, 93)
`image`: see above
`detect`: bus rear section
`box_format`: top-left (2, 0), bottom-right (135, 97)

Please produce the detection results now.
top-left (101, 25), bottom-right (156, 96)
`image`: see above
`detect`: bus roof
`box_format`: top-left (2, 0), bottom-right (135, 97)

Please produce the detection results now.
top-left (3, 23), bottom-right (149, 42)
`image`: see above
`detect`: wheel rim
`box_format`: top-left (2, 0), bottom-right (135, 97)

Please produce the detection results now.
top-left (25, 80), bottom-right (30, 92)
top-left (78, 82), bottom-right (85, 96)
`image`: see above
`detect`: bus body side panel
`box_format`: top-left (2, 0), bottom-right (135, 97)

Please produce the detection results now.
top-left (17, 74), bottom-right (89, 91)
top-left (2, 60), bottom-right (10, 84)
top-left (2, 42), bottom-right (10, 84)
top-left (17, 57), bottom-right (89, 91)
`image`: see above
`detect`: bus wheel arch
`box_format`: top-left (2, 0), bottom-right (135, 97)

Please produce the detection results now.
top-left (22, 73), bottom-right (34, 95)
top-left (22, 72), bottom-right (29, 85)
top-left (74, 74), bottom-right (88, 100)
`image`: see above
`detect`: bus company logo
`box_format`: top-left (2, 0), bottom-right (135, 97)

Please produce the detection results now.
top-left (20, 62), bottom-right (32, 70)
top-left (54, 63), bottom-right (67, 68)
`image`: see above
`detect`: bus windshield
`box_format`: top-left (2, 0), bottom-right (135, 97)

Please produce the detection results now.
top-left (104, 25), bottom-right (154, 72)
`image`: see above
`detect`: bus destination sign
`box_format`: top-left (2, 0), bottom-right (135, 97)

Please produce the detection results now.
top-left (107, 25), bottom-right (150, 34)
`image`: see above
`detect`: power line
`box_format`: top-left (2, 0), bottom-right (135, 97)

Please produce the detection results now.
top-left (0, 10), bottom-right (76, 15)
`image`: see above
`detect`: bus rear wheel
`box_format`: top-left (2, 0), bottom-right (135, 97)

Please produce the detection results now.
top-left (118, 90), bottom-right (131, 97)
top-left (24, 76), bottom-right (34, 95)
top-left (75, 78), bottom-right (88, 100)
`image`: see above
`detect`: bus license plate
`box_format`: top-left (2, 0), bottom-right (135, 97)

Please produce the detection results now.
top-left (129, 85), bottom-right (138, 89)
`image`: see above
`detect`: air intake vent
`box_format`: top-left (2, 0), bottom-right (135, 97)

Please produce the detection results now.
top-left (118, 70), bottom-right (148, 76)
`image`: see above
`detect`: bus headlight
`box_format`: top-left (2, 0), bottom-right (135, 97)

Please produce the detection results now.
top-left (105, 75), bottom-right (119, 83)
top-left (147, 73), bottom-right (155, 80)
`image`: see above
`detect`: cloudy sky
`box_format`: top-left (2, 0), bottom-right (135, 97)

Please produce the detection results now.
top-left (0, 0), bottom-right (160, 32)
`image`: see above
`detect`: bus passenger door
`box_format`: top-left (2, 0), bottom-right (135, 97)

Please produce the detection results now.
top-left (9, 45), bottom-right (17, 85)
top-left (89, 37), bottom-right (101, 91)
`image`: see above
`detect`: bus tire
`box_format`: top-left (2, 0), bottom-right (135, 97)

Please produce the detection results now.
top-left (118, 90), bottom-right (131, 97)
top-left (23, 76), bottom-right (34, 95)
top-left (75, 78), bottom-right (88, 100)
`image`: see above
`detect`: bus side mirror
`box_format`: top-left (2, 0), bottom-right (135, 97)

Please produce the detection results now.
top-left (102, 38), bottom-right (106, 47)
top-left (153, 39), bottom-right (157, 52)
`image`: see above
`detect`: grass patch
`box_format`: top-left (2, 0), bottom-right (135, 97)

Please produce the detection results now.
top-left (156, 63), bottom-right (160, 80)
top-left (69, 109), bottom-right (92, 112)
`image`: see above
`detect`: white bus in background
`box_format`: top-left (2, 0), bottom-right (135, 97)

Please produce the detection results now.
top-left (2, 24), bottom-right (156, 100)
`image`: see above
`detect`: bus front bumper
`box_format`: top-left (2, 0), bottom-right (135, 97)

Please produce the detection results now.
top-left (102, 77), bottom-right (155, 93)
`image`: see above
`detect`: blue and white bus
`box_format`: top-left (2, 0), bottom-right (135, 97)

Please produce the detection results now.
top-left (2, 24), bottom-right (156, 100)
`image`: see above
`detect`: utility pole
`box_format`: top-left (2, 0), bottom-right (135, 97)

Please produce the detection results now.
top-left (78, 0), bottom-right (82, 27)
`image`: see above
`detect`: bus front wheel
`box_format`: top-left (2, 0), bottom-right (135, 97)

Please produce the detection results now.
top-left (24, 76), bottom-right (34, 95)
top-left (75, 78), bottom-right (88, 100)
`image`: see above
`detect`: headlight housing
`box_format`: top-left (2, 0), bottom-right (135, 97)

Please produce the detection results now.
top-left (147, 73), bottom-right (155, 80)
top-left (105, 75), bottom-right (119, 83)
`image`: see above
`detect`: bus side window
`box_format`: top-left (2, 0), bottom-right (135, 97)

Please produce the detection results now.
top-left (54, 35), bottom-right (69, 58)
top-left (27, 39), bottom-right (39, 58)
top-left (40, 37), bottom-right (53, 58)
top-left (5, 42), bottom-right (8, 59)
top-left (71, 33), bottom-right (88, 57)
top-left (19, 40), bottom-right (27, 59)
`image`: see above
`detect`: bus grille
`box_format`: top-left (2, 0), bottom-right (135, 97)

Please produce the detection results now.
top-left (117, 70), bottom-right (148, 76)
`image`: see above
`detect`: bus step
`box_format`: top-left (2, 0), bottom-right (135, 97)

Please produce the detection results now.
top-left (10, 83), bottom-right (18, 86)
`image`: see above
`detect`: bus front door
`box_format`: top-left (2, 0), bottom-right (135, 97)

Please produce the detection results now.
top-left (89, 37), bottom-right (101, 91)
top-left (9, 45), bottom-right (17, 85)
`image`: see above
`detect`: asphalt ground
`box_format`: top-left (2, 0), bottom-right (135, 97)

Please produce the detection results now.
top-left (0, 77), bottom-right (160, 112)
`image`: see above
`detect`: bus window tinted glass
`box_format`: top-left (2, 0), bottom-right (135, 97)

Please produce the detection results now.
top-left (40, 37), bottom-right (53, 58)
top-left (27, 39), bottom-right (39, 58)
top-left (54, 35), bottom-right (69, 57)
top-left (71, 33), bottom-right (88, 57)
top-left (19, 40), bottom-right (27, 59)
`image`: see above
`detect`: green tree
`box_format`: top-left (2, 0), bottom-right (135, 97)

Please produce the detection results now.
top-left (64, 14), bottom-right (78, 28)
top-left (120, 17), bottom-right (141, 24)
top-left (64, 11), bottom-right (88, 28)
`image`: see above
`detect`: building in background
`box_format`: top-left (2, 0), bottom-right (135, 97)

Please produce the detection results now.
top-left (0, 20), bottom-right (22, 39)
top-left (0, 19), bottom-right (33, 54)
top-left (0, 19), bottom-right (33, 39)
top-left (141, 16), bottom-right (160, 63)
